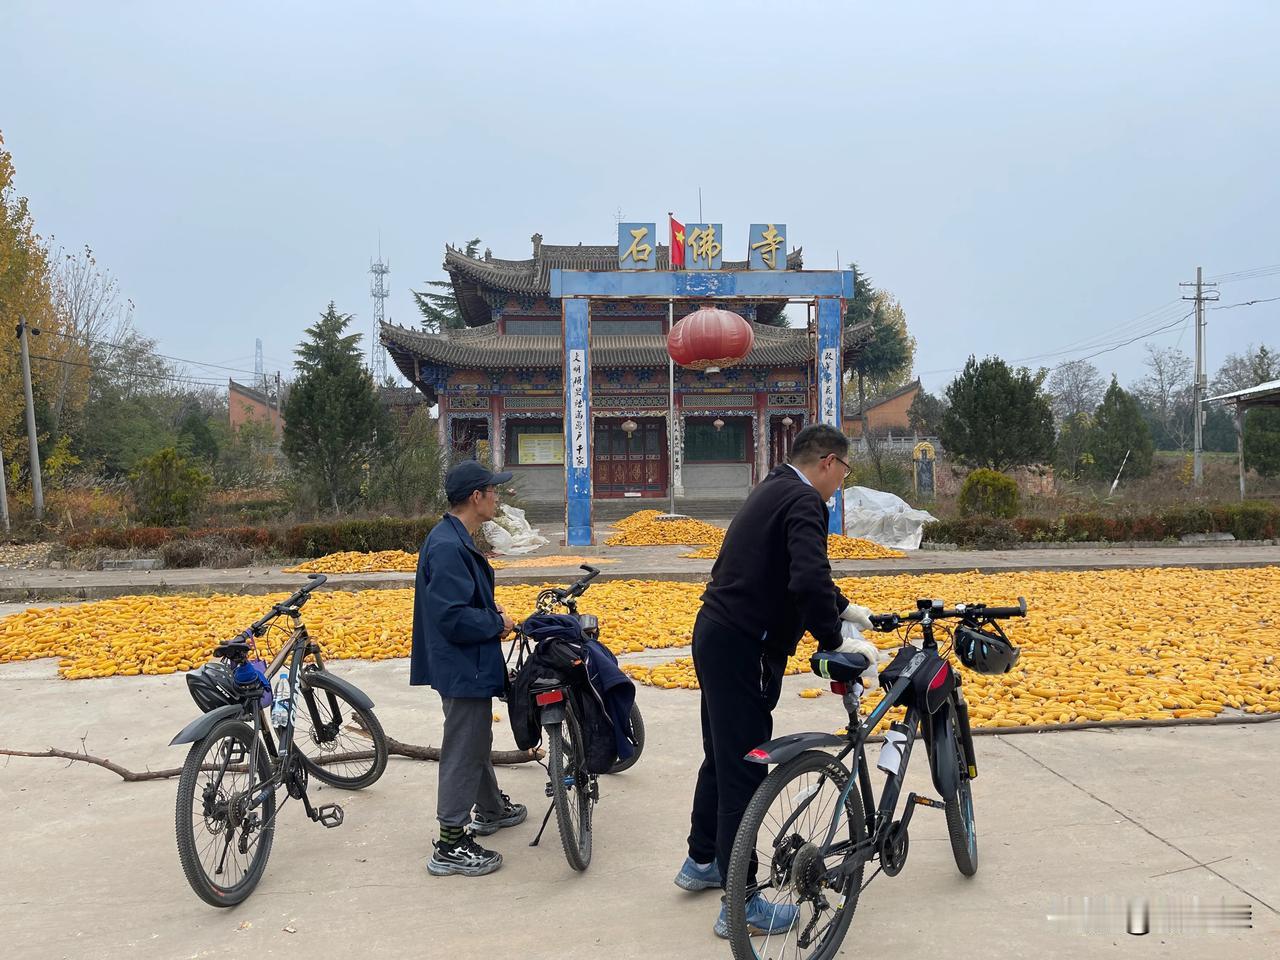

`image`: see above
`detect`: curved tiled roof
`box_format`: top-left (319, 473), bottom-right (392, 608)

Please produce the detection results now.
top-left (381, 319), bottom-right (869, 381)
top-left (444, 240), bottom-right (804, 326)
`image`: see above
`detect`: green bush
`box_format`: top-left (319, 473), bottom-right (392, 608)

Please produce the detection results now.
top-left (279, 516), bottom-right (438, 558)
top-left (922, 518), bottom-right (1022, 548)
top-left (958, 469), bottom-right (1020, 519)
top-left (130, 448), bottom-right (212, 527)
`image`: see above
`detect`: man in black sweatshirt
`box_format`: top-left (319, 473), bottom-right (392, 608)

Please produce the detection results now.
top-left (675, 424), bottom-right (875, 939)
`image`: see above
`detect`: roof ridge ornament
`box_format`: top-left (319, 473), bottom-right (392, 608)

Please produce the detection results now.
top-left (531, 233), bottom-right (542, 258)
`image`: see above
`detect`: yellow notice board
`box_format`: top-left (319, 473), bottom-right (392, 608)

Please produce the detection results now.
top-left (518, 434), bottom-right (565, 465)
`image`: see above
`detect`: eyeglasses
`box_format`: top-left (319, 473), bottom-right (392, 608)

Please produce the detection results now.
top-left (829, 454), bottom-right (851, 476)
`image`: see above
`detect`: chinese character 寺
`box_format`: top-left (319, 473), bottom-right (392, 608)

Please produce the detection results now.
top-left (751, 224), bottom-right (784, 269)
top-left (687, 225), bottom-right (722, 267)
top-left (622, 227), bottom-right (652, 264)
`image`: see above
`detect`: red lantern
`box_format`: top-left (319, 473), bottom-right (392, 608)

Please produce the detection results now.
top-left (666, 304), bottom-right (755, 373)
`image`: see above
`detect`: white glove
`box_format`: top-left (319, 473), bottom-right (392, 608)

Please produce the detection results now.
top-left (834, 628), bottom-right (892, 690)
top-left (840, 603), bottom-right (874, 633)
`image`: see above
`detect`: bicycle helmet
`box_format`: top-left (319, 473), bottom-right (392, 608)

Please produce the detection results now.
top-left (185, 662), bottom-right (242, 713)
top-left (953, 624), bottom-right (1021, 675)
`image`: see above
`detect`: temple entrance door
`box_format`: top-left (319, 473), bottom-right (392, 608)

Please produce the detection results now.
top-left (768, 414), bottom-right (802, 468)
top-left (451, 417), bottom-right (490, 462)
top-left (593, 417), bottom-right (667, 498)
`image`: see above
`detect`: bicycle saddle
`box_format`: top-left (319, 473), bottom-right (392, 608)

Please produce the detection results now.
top-left (810, 650), bottom-right (870, 683)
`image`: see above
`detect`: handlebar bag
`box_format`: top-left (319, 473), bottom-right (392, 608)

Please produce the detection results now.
top-left (879, 646), bottom-right (955, 714)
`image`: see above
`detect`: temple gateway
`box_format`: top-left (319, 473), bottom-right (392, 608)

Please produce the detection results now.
top-left (381, 234), bottom-right (865, 508)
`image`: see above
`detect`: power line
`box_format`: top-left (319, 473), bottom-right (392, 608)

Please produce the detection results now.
top-left (1209, 296), bottom-right (1280, 310)
top-left (26, 351), bottom-right (229, 387)
top-left (30, 326), bottom-right (264, 376)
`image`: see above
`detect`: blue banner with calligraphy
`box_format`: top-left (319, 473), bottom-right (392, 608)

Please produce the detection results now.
top-left (684, 223), bottom-right (724, 270)
top-left (748, 223), bottom-right (787, 270)
top-left (563, 297), bottom-right (593, 545)
top-left (617, 222), bottom-right (656, 269)
top-left (816, 297), bottom-right (844, 534)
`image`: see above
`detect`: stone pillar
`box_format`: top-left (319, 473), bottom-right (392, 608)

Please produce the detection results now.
top-left (816, 297), bottom-right (845, 534)
top-left (754, 391), bottom-right (769, 484)
top-left (563, 297), bottom-right (593, 545)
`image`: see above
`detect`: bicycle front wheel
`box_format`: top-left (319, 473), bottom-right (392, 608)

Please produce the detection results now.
top-left (296, 672), bottom-right (388, 790)
top-left (546, 708), bottom-right (593, 871)
top-left (944, 704), bottom-right (978, 876)
top-left (725, 749), bottom-right (866, 960)
top-left (175, 717), bottom-right (276, 907)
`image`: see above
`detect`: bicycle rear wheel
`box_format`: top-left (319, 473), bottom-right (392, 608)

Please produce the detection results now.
top-left (296, 672), bottom-right (388, 790)
top-left (725, 749), bottom-right (866, 960)
top-left (944, 704), bottom-right (978, 876)
top-left (175, 717), bottom-right (276, 907)
top-left (546, 707), bottom-right (593, 871)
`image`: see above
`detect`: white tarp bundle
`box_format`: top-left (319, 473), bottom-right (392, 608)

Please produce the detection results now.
top-left (482, 504), bottom-right (550, 556)
top-left (842, 486), bottom-right (935, 550)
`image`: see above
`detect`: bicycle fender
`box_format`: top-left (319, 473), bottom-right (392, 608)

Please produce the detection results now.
top-left (926, 704), bottom-right (960, 800)
top-left (745, 732), bottom-right (845, 765)
top-left (539, 702), bottom-right (567, 726)
top-left (302, 670), bottom-right (374, 710)
top-left (169, 704), bottom-right (243, 746)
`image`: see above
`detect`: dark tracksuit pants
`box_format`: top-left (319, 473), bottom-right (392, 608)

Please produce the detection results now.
top-left (686, 610), bottom-right (787, 886)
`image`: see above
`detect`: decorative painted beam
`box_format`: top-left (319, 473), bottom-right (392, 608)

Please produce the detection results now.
top-left (550, 270), bottom-right (856, 300)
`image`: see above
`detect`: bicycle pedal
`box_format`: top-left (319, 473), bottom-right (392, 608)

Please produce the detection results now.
top-left (913, 795), bottom-right (946, 809)
top-left (315, 803), bottom-right (344, 828)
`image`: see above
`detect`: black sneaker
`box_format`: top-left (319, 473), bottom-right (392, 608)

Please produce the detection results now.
top-left (426, 835), bottom-right (503, 877)
top-left (470, 793), bottom-right (528, 836)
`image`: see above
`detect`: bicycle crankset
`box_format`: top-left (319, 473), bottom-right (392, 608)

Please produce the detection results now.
top-left (879, 820), bottom-right (910, 877)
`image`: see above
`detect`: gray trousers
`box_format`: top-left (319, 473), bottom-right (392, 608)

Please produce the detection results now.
top-left (437, 696), bottom-right (504, 828)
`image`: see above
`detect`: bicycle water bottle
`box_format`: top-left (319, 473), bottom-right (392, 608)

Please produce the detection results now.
top-left (876, 722), bottom-right (910, 775)
top-left (271, 674), bottom-right (291, 728)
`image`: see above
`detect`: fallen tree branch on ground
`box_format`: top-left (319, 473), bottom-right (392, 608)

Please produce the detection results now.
top-left (0, 738), bottom-right (542, 783)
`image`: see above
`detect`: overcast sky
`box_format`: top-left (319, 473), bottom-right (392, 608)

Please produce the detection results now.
top-left (2, 1), bottom-right (1277, 394)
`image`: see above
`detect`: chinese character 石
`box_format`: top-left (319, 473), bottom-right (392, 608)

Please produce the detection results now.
top-left (687, 225), bottom-right (722, 268)
top-left (621, 227), bottom-right (652, 265)
top-left (751, 224), bottom-right (784, 269)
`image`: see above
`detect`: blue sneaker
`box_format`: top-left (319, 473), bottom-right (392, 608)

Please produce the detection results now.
top-left (714, 893), bottom-right (800, 939)
top-left (674, 856), bottom-right (722, 891)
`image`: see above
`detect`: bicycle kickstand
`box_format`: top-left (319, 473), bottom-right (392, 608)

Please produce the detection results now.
top-left (528, 802), bottom-right (556, 848)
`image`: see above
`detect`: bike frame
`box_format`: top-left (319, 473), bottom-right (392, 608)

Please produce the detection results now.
top-left (759, 614), bottom-right (968, 891)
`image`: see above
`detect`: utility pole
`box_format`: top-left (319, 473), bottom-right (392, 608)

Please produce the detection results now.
top-left (1181, 266), bottom-right (1219, 486)
top-left (17, 316), bottom-right (45, 520)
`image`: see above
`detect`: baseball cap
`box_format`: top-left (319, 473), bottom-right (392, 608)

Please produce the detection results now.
top-left (445, 461), bottom-right (514, 504)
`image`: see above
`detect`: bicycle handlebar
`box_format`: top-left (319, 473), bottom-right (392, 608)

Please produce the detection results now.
top-left (552, 564), bottom-right (600, 601)
top-left (249, 573), bottom-right (328, 633)
top-left (869, 596), bottom-right (1027, 631)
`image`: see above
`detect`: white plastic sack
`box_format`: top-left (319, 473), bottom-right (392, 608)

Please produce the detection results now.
top-left (482, 504), bottom-right (549, 556)
top-left (841, 486), bottom-right (935, 551)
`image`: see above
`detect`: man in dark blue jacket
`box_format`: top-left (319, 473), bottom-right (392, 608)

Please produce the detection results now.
top-left (412, 461), bottom-right (526, 877)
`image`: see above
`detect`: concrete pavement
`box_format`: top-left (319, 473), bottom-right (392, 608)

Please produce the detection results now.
top-left (0, 656), bottom-right (1275, 959)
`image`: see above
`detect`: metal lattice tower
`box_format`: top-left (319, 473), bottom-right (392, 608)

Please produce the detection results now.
top-left (369, 254), bottom-right (390, 381)
top-left (254, 338), bottom-right (266, 393)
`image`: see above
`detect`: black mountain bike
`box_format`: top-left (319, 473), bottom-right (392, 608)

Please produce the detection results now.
top-left (724, 597), bottom-right (1027, 960)
top-left (507, 564), bottom-right (645, 871)
top-left (170, 574), bottom-right (387, 906)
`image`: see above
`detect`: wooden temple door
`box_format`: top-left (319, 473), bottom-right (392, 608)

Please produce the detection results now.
top-left (593, 418), bottom-right (667, 497)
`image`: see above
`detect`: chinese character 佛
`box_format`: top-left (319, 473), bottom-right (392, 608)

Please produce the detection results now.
top-left (621, 226), bottom-right (652, 265)
top-left (687, 225), bottom-right (722, 268)
top-left (751, 224), bottom-right (784, 269)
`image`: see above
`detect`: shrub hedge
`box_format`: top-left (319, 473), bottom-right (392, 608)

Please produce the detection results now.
top-left (924, 501), bottom-right (1280, 548)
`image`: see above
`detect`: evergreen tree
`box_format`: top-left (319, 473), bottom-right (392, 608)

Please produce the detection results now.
top-left (283, 303), bottom-right (392, 513)
top-left (412, 237), bottom-right (480, 333)
top-left (939, 356), bottom-right (1055, 470)
top-left (1087, 377), bottom-right (1153, 480)
top-left (1244, 407), bottom-right (1280, 478)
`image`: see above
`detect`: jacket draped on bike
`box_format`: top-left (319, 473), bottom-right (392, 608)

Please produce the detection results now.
top-left (410, 514), bottom-right (507, 698)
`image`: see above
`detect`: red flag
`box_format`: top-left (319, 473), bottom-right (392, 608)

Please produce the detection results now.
top-left (669, 214), bottom-right (685, 269)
